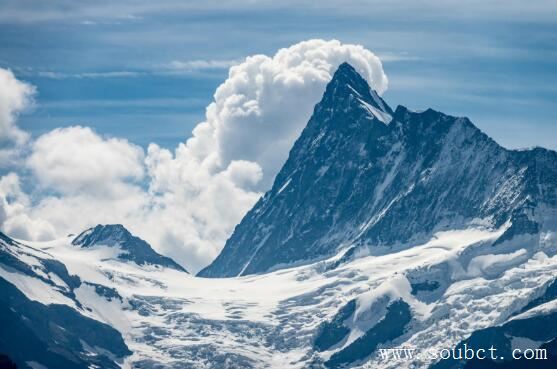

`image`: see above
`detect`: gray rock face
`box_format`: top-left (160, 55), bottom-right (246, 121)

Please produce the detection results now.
top-left (73, 224), bottom-right (187, 272)
top-left (198, 62), bottom-right (557, 278)
top-left (429, 308), bottom-right (557, 369)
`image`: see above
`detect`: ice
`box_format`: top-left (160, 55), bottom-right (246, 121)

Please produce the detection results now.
top-left (358, 98), bottom-right (392, 124)
top-left (2, 219), bottom-right (557, 368)
top-left (277, 178), bottom-right (292, 194)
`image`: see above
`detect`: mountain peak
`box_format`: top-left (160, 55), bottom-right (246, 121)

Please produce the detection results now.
top-left (330, 62), bottom-right (372, 96)
top-left (323, 62), bottom-right (393, 121)
top-left (199, 63), bottom-right (557, 278)
top-left (72, 224), bottom-right (131, 247)
top-left (333, 62), bottom-right (362, 82)
top-left (198, 64), bottom-right (396, 278)
top-left (72, 224), bottom-right (187, 272)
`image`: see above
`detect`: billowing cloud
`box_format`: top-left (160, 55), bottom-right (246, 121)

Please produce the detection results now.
top-left (0, 39), bottom-right (388, 273)
top-left (27, 126), bottom-right (145, 195)
top-left (2, 126), bottom-right (147, 242)
top-left (143, 145), bottom-right (264, 268)
top-left (0, 173), bottom-right (56, 241)
top-left (0, 68), bottom-right (35, 166)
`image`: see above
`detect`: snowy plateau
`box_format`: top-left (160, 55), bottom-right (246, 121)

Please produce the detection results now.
top-left (1, 63), bottom-right (557, 369)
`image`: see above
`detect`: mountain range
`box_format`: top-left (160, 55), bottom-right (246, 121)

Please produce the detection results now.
top-left (1, 62), bottom-right (556, 369)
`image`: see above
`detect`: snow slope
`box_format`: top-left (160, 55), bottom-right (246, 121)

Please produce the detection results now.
top-left (2, 215), bottom-right (557, 368)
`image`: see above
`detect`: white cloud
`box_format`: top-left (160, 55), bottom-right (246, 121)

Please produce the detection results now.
top-left (31, 59), bottom-right (239, 80)
top-left (143, 144), bottom-right (264, 268)
top-left (0, 68), bottom-right (35, 166)
top-left (0, 126), bottom-right (148, 243)
top-left (166, 59), bottom-right (240, 71)
top-left (35, 70), bottom-right (142, 79)
top-left (0, 173), bottom-right (56, 241)
top-left (1, 39), bottom-right (388, 273)
top-left (27, 126), bottom-right (145, 195)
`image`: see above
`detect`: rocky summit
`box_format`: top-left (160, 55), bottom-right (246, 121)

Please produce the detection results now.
top-left (73, 224), bottom-right (187, 272)
top-left (199, 62), bottom-right (557, 278)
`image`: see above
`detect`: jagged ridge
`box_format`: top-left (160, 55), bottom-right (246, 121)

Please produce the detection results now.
top-left (199, 62), bottom-right (557, 278)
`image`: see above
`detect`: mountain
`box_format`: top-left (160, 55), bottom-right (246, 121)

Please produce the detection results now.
top-left (1, 63), bottom-right (557, 369)
top-left (72, 224), bottom-right (187, 272)
top-left (0, 225), bottom-right (188, 368)
top-left (198, 62), bottom-right (557, 278)
top-left (0, 231), bottom-right (131, 369)
top-left (3, 219), bottom-right (557, 369)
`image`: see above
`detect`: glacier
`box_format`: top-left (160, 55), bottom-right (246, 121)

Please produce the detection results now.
top-left (2, 221), bottom-right (557, 368)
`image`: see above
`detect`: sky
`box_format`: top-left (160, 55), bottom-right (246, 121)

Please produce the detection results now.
top-left (0, 1), bottom-right (556, 273)
top-left (3, 0), bottom-right (557, 150)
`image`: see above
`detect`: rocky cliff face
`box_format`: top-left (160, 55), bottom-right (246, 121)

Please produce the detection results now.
top-left (199, 62), bottom-right (557, 277)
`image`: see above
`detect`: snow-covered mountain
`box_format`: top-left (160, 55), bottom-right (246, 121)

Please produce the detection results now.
top-left (0, 231), bottom-right (131, 369)
top-left (199, 62), bottom-right (557, 278)
top-left (1, 63), bottom-right (557, 369)
top-left (3, 222), bottom-right (557, 368)
top-left (72, 224), bottom-right (187, 272)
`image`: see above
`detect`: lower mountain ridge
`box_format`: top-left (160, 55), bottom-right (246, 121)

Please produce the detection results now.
top-left (72, 224), bottom-right (187, 272)
top-left (0, 63), bottom-right (556, 369)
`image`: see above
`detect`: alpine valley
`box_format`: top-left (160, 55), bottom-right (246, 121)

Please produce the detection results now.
top-left (1, 63), bottom-right (556, 369)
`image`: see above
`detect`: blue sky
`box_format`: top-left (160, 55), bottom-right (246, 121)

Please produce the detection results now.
top-left (2, 0), bottom-right (556, 150)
